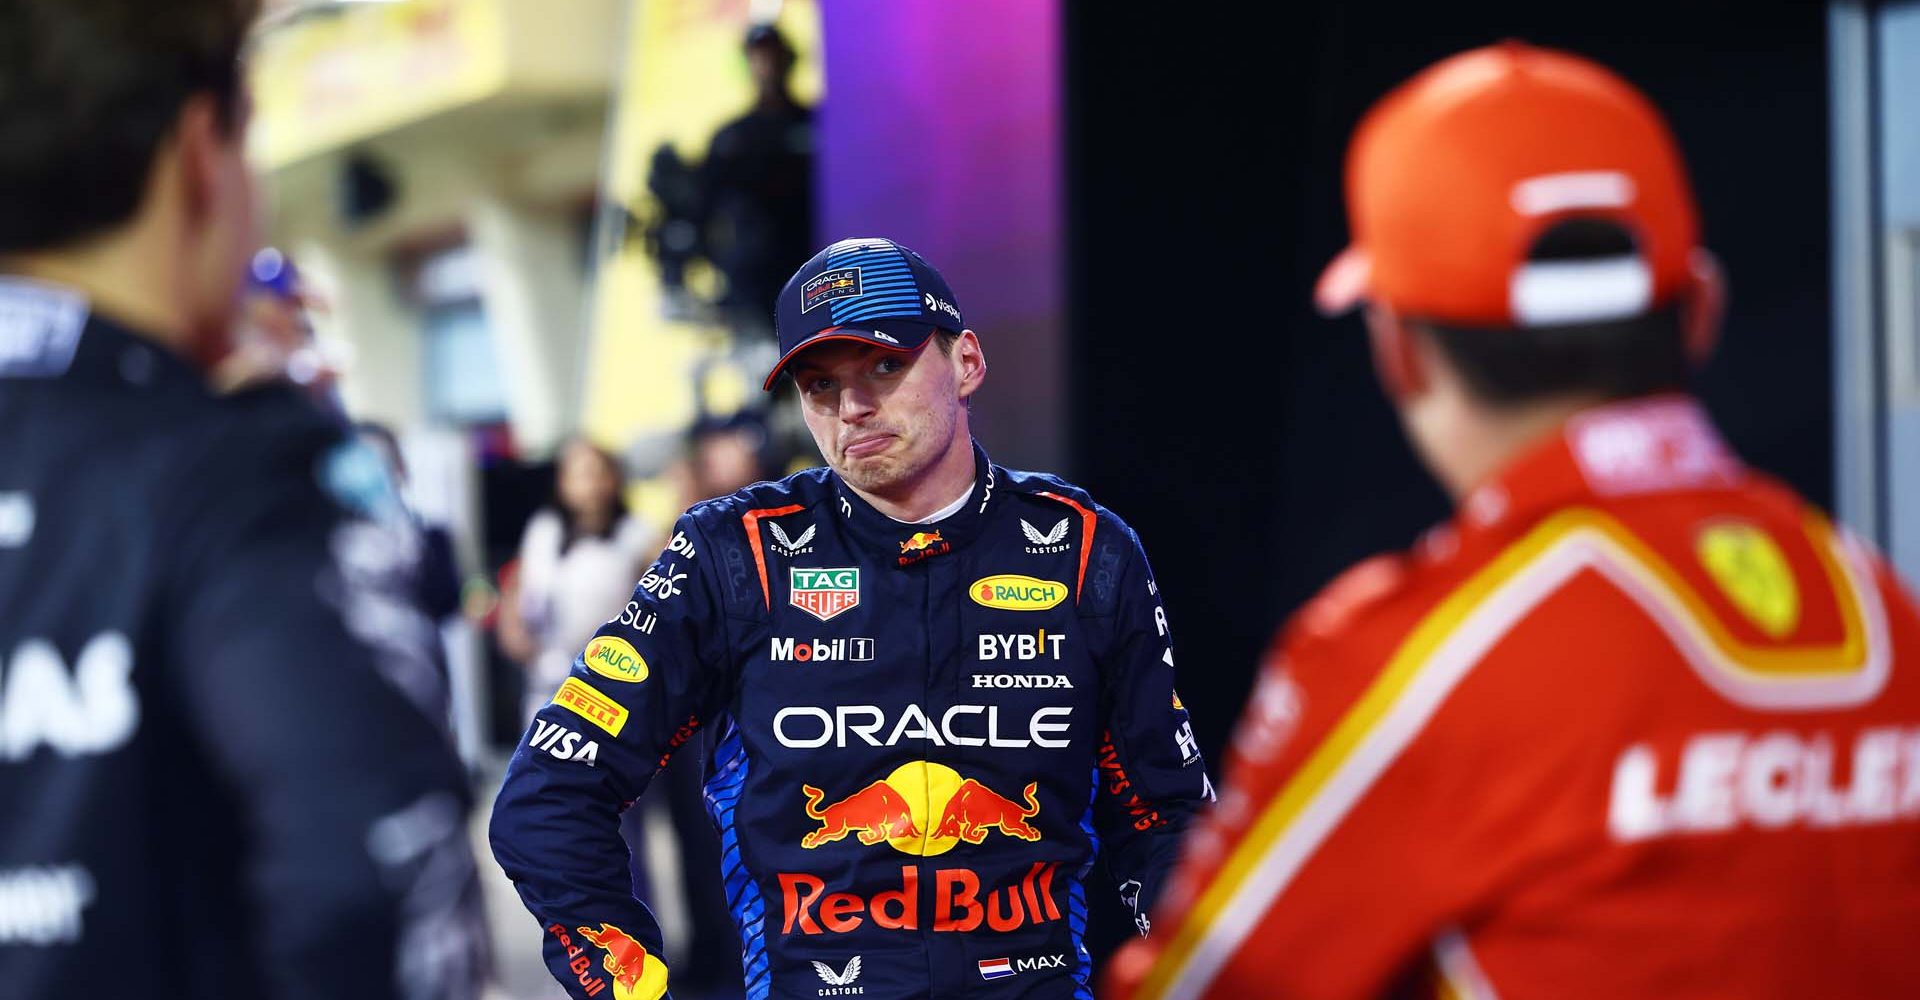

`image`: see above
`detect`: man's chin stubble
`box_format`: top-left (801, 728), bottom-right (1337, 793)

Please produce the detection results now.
top-left (837, 455), bottom-right (904, 493)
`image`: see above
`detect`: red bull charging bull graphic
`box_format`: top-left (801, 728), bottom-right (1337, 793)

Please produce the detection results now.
top-left (896, 529), bottom-right (951, 566)
top-left (900, 531), bottom-right (943, 554)
top-left (933, 778), bottom-right (1041, 844)
top-left (799, 762), bottom-right (1040, 856)
top-left (800, 780), bottom-right (921, 848)
top-left (562, 922), bottom-right (668, 1000)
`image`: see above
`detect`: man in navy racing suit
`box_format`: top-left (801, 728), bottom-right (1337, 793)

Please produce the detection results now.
top-left (491, 237), bottom-right (1212, 998)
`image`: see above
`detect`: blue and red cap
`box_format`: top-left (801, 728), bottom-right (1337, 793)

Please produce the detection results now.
top-left (763, 237), bottom-right (966, 390)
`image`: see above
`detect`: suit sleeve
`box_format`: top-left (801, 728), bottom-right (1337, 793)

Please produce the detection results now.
top-left (1092, 526), bottom-right (1213, 936)
top-left (170, 432), bottom-right (488, 1000)
top-left (489, 514), bottom-right (732, 1000)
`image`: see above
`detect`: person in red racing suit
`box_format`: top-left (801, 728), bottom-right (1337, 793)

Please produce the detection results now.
top-left (1110, 42), bottom-right (1920, 1000)
top-left (491, 237), bottom-right (1212, 999)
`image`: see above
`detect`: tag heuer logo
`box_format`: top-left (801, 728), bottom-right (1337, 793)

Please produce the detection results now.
top-left (790, 567), bottom-right (860, 622)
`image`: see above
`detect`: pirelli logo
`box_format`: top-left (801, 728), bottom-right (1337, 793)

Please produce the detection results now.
top-left (554, 677), bottom-right (628, 737)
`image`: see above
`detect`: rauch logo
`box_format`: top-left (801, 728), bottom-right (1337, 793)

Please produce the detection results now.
top-left (970, 575), bottom-right (1067, 611)
top-left (582, 635), bottom-right (649, 683)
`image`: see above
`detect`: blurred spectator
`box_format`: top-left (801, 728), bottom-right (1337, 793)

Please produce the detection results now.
top-left (688, 410), bottom-right (776, 501)
top-left (500, 437), bottom-right (663, 952)
top-left (356, 421), bottom-right (464, 628)
top-left (504, 437), bottom-right (656, 723)
top-left (647, 24), bottom-right (814, 344)
top-left (0, 1), bottom-right (486, 997)
top-left (355, 420), bottom-right (465, 731)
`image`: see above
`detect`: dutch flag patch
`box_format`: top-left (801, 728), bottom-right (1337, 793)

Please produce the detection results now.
top-left (978, 957), bottom-right (1014, 980)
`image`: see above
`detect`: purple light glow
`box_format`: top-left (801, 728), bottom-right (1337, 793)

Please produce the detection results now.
top-left (818, 0), bottom-right (1064, 468)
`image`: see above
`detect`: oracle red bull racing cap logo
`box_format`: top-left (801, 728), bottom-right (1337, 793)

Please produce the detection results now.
top-left (802, 267), bottom-right (862, 313)
top-left (791, 567), bottom-right (860, 622)
top-left (799, 761), bottom-right (1040, 857)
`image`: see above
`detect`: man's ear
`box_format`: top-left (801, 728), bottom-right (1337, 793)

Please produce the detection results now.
top-left (1681, 247), bottom-right (1725, 365)
top-left (954, 330), bottom-right (986, 400)
top-left (171, 94), bottom-right (226, 225)
top-left (1363, 304), bottom-right (1427, 401)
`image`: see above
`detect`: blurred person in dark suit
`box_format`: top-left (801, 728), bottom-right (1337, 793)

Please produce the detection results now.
top-left (665, 24), bottom-right (814, 344)
top-left (0, 2), bottom-right (486, 997)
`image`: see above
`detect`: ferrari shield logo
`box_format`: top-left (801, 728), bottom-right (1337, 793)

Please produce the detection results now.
top-left (790, 567), bottom-right (860, 622)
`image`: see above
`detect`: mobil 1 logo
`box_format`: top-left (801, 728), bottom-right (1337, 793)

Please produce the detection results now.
top-left (770, 637), bottom-right (875, 663)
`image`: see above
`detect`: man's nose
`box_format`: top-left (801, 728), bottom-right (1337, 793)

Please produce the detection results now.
top-left (838, 382), bottom-right (878, 422)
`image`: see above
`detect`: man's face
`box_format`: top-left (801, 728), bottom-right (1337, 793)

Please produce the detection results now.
top-left (557, 440), bottom-right (621, 520)
top-left (790, 335), bottom-right (979, 498)
top-left (746, 45), bottom-right (791, 94)
top-left (695, 429), bottom-right (762, 497)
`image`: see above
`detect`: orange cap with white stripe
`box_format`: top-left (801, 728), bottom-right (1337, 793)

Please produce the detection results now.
top-left (1316, 41), bottom-right (1701, 329)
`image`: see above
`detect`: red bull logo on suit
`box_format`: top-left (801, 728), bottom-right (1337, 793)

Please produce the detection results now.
top-left (573, 922), bottom-right (669, 1000)
top-left (896, 530), bottom-right (951, 566)
top-left (798, 762), bottom-right (1041, 857)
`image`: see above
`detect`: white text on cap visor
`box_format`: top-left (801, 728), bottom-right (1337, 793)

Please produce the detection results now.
top-left (1509, 255), bottom-right (1653, 326)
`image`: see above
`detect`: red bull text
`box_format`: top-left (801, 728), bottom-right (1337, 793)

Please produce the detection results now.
top-left (779, 863), bottom-right (1063, 935)
top-left (545, 923), bottom-right (609, 997)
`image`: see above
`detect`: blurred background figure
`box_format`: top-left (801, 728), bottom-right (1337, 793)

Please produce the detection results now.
top-left (501, 438), bottom-right (655, 724)
top-left (686, 409), bottom-right (776, 501)
top-left (358, 419), bottom-right (467, 727)
top-left (699, 24), bottom-right (814, 347)
top-left (645, 24), bottom-right (814, 355)
top-left (0, 0), bottom-right (487, 997)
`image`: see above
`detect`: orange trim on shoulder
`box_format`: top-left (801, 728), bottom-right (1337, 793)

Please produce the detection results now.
top-left (1037, 491), bottom-right (1098, 604)
top-left (741, 504), bottom-right (807, 610)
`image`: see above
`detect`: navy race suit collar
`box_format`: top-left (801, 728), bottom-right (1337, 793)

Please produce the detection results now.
top-left (0, 276), bottom-right (206, 396)
top-left (830, 438), bottom-right (1000, 567)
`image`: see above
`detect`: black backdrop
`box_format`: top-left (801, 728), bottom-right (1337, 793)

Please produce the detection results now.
top-left (1066, 0), bottom-right (1831, 970)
